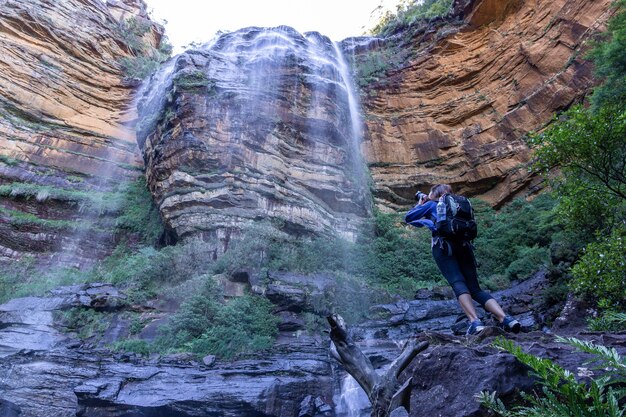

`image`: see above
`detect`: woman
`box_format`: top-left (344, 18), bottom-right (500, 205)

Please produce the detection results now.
top-left (405, 184), bottom-right (520, 335)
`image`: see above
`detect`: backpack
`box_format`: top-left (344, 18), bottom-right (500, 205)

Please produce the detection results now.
top-left (435, 193), bottom-right (477, 241)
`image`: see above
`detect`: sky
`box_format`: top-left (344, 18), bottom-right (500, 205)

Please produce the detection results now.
top-left (144, 0), bottom-right (400, 52)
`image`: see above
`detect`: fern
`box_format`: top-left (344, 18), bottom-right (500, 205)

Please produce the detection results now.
top-left (479, 336), bottom-right (626, 417)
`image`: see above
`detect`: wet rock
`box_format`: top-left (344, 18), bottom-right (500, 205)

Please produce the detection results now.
top-left (202, 355), bottom-right (216, 367)
top-left (552, 294), bottom-right (594, 333)
top-left (0, 284), bottom-right (335, 417)
top-left (390, 407), bottom-right (409, 417)
top-left (298, 395), bottom-right (333, 417)
top-left (278, 311), bottom-right (306, 331)
top-left (0, 399), bottom-right (21, 417)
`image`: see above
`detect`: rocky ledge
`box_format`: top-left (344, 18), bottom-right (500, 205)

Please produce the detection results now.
top-left (1, 272), bottom-right (623, 417)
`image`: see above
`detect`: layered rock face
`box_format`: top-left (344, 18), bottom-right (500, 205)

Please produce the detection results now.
top-left (1, 272), bottom-right (622, 417)
top-left (138, 27), bottom-right (371, 245)
top-left (359, 0), bottom-right (614, 208)
top-left (0, 0), bottom-right (161, 263)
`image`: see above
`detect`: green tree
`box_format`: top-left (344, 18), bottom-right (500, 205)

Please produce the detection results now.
top-left (587, 0), bottom-right (626, 110)
top-left (528, 105), bottom-right (626, 233)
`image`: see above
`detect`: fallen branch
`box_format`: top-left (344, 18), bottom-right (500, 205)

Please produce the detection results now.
top-left (327, 314), bottom-right (429, 417)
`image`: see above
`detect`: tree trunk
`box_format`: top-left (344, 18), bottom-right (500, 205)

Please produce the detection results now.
top-left (327, 314), bottom-right (429, 417)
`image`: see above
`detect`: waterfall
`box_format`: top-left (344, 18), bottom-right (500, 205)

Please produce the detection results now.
top-left (331, 41), bottom-right (368, 194)
top-left (334, 373), bottom-right (371, 417)
top-left (136, 26), bottom-right (372, 243)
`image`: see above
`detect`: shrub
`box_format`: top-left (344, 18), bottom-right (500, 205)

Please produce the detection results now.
top-left (57, 308), bottom-right (110, 340)
top-left (369, 0), bottom-right (454, 37)
top-left (149, 277), bottom-right (279, 359)
top-left (587, 311), bottom-right (626, 332)
top-left (119, 55), bottom-right (162, 80)
top-left (479, 336), bottom-right (626, 416)
top-left (473, 195), bottom-right (561, 283)
top-left (112, 339), bottom-right (151, 356)
top-left (0, 155), bottom-right (19, 166)
top-left (116, 17), bottom-right (172, 80)
top-left (0, 257), bottom-right (88, 303)
top-left (90, 239), bottom-right (216, 303)
top-left (570, 226), bottom-right (626, 311)
top-left (184, 294), bottom-right (279, 359)
top-left (114, 177), bottom-right (164, 244)
top-left (504, 245), bottom-right (550, 281)
top-left (173, 70), bottom-right (213, 92)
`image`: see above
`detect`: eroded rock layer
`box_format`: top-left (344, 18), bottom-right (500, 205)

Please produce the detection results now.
top-left (138, 28), bottom-right (371, 245)
top-left (0, 0), bottom-right (162, 262)
top-left (359, 0), bottom-right (614, 208)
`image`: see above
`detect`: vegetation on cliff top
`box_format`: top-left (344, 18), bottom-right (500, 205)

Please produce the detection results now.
top-left (354, 0), bottom-right (454, 89)
top-left (369, 0), bottom-right (454, 37)
top-left (117, 16), bottom-right (172, 80)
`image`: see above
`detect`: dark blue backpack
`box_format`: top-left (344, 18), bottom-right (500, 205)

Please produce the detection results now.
top-left (436, 194), bottom-right (477, 241)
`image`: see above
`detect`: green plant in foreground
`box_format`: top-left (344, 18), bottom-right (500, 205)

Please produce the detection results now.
top-left (478, 336), bottom-right (626, 417)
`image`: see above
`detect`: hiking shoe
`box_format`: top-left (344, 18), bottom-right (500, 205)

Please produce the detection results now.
top-left (466, 319), bottom-right (485, 336)
top-left (499, 316), bottom-right (521, 333)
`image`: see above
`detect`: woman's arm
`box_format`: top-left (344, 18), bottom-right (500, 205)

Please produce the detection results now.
top-left (405, 200), bottom-right (435, 223)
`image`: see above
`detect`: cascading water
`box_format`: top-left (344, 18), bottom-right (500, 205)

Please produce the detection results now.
top-left (136, 26), bottom-right (372, 245)
top-left (334, 374), bottom-right (372, 417)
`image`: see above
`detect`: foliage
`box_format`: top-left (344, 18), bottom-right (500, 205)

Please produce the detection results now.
top-left (473, 194), bottom-right (561, 282)
top-left (478, 336), bottom-right (626, 417)
top-left (369, 0), bottom-right (454, 37)
top-left (173, 70), bottom-right (213, 92)
top-left (183, 294), bottom-right (279, 359)
top-left (57, 308), bottom-right (110, 340)
top-left (503, 246), bottom-right (550, 281)
top-left (588, 311), bottom-right (626, 332)
top-left (0, 177), bottom-right (163, 243)
top-left (0, 155), bottom-right (19, 166)
top-left (353, 45), bottom-right (410, 88)
top-left (356, 210), bottom-right (441, 297)
top-left (146, 276), bottom-right (278, 359)
top-left (119, 55), bottom-right (163, 80)
top-left (570, 225), bottom-right (626, 310)
top-left (114, 177), bottom-right (164, 244)
top-left (90, 240), bottom-right (215, 303)
top-left (111, 339), bottom-right (151, 356)
top-left (587, 0), bottom-right (626, 110)
top-left (117, 17), bottom-right (172, 80)
top-left (528, 105), bottom-right (626, 234)
top-left (0, 205), bottom-right (93, 231)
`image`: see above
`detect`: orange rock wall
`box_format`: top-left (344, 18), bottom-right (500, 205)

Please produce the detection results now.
top-left (362, 0), bottom-right (614, 209)
top-left (0, 0), bottom-right (161, 262)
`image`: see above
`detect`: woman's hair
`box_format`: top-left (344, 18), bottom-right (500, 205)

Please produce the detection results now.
top-left (429, 184), bottom-right (452, 200)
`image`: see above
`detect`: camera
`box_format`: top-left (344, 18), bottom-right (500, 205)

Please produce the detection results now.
top-left (415, 191), bottom-right (426, 202)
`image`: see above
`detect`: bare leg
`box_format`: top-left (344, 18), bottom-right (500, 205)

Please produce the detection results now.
top-left (484, 299), bottom-right (506, 322)
top-left (458, 293), bottom-right (479, 322)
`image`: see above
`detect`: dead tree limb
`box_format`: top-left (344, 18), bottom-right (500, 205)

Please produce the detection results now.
top-left (327, 314), bottom-right (429, 417)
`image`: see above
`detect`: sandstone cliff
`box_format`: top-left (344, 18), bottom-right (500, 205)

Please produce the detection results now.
top-left (359, 0), bottom-right (614, 209)
top-left (137, 28), bottom-right (372, 246)
top-left (0, 0), bottom-right (163, 263)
